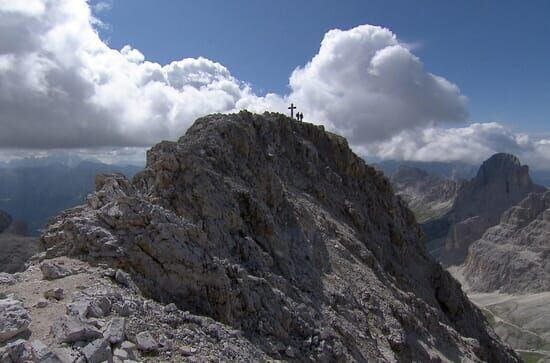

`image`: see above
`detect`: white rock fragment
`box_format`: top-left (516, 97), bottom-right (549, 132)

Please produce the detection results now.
top-left (103, 317), bottom-right (126, 344)
top-left (119, 340), bottom-right (139, 360)
top-left (82, 338), bottom-right (112, 363)
top-left (136, 331), bottom-right (158, 352)
top-left (0, 339), bottom-right (30, 362)
top-left (0, 295), bottom-right (31, 343)
top-left (31, 340), bottom-right (62, 363)
top-left (0, 273), bottom-right (17, 286)
top-left (40, 260), bottom-right (71, 280)
top-left (51, 316), bottom-right (102, 343)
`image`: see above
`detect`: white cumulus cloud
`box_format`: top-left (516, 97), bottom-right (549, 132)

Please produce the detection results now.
top-left (288, 25), bottom-right (468, 144)
top-left (0, 0), bottom-right (261, 148)
top-left (0, 0), bottom-right (547, 170)
top-left (0, 0), bottom-right (466, 150)
top-left (366, 122), bottom-right (550, 169)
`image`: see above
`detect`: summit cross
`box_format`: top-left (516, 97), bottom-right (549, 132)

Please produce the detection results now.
top-left (288, 103), bottom-right (296, 118)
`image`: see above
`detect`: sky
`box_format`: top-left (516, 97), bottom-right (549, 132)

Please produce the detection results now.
top-left (98, 0), bottom-right (550, 132)
top-left (0, 0), bottom-right (549, 169)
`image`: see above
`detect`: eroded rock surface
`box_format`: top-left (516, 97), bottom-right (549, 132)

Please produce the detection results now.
top-left (464, 191), bottom-right (550, 293)
top-left (34, 112), bottom-right (519, 362)
top-left (40, 261), bottom-right (72, 281)
top-left (390, 165), bottom-right (460, 223)
top-left (440, 153), bottom-right (545, 265)
top-left (0, 295), bottom-right (31, 343)
top-left (0, 257), bottom-right (271, 362)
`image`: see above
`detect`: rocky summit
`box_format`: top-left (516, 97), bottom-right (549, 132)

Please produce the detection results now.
top-left (2, 112), bottom-right (518, 362)
top-left (439, 153), bottom-right (545, 265)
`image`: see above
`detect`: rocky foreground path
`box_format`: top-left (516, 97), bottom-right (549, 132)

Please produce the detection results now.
top-left (0, 256), bottom-right (269, 362)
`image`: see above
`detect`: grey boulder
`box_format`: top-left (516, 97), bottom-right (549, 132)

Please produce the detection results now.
top-left (51, 316), bottom-right (102, 343)
top-left (0, 295), bottom-right (31, 343)
top-left (135, 331), bottom-right (158, 352)
top-left (40, 260), bottom-right (72, 280)
top-left (82, 338), bottom-right (112, 363)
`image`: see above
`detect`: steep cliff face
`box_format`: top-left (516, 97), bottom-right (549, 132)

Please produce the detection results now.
top-left (464, 191), bottom-right (550, 293)
top-left (41, 112), bottom-right (518, 362)
top-left (441, 153), bottom-right (545, 265)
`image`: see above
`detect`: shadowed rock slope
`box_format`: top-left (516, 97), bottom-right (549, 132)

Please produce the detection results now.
top-left (41, 112), bottom-right (518, 362)
top-left (464, 191), bottom-right (550, 293)
top-left (0, 210), bottom-right (38, 273)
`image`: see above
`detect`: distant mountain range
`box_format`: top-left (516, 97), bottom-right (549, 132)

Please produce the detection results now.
top-left (440, 153), bottom-right (546, 265)
top-left (0, 160), bottom-right (141, 234)
top-left (383, 153), bottom-right (550, 359)
top-left (389, 165), bottom-right (460, 223)
top-left (464, 190), bottom-right (550, 293)
top-left (375, 159), bottom-right (550, 187)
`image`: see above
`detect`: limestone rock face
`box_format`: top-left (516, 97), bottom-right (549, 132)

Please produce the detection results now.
top-left (390, 165), bottom-right (460, 223)
top-left (0, 295), bottom-right (31, 343)
top-left (40, 112), bottom-right (518, 362)
top-left (441, 153), bottom-right (545, 265)
top-left (464, 191), bottom-right (550, 293)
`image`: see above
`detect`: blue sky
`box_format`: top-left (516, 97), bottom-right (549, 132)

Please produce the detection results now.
top-left (98, 0), bottom-right (550, 133)
top-left (0, 0), bottom-right (549, 168)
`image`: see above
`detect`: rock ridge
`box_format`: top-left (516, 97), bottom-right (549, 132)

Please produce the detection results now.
top-left (38, 111), bottom-right (518, 362)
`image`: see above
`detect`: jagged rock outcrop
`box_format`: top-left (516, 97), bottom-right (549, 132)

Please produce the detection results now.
top-left (0, 257), bottom-right (270, 362)
top-left (390, 165), bottom-right (460, 223)
top-left (463, 191), bottom-right (550, 293)
top-left (38, 112), bottom-right (518, 361)
top-left (440, 153), bottom-right (545, 265)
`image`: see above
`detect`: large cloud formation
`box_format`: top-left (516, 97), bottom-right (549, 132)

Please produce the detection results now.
top-left (288, 26), bottom-right (467, 143)
top-left (0, 0), bottom-right (549, 169)
top-left (369, 122), bottom-right (550, 167)
top-left (0, 0), bottom-right (466, 149)
top-left (0, 0), bottom-right (262, 148)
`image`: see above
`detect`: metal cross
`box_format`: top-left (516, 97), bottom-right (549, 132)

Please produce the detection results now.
top-left (288, 103), bottom-right (296, 118)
